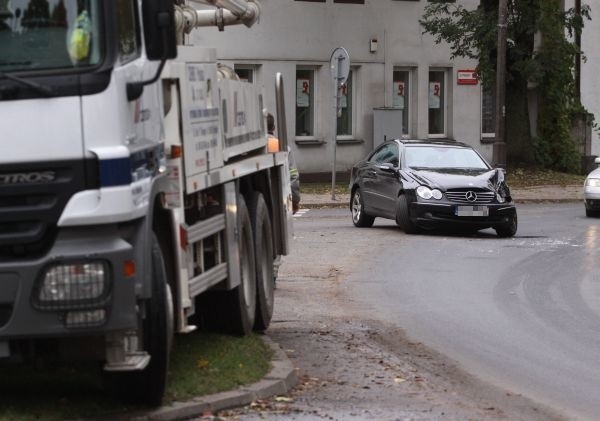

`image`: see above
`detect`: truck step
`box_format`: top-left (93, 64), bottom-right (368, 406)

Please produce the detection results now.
top-left (103, 352), bottom-right (151, 372)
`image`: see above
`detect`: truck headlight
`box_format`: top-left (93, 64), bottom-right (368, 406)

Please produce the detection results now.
top-left (38, 262), bottom-right (109, 306)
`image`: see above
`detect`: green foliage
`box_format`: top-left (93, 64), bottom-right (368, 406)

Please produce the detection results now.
top-left (420, 1), bottom-right (591, 172)
top-left (533, 0), bottom-right (583, 172)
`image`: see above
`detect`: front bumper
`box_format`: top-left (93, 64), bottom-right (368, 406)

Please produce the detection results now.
top-left (0, 227), bottom-right (137, 339)
top-left (410, 200), bottom-right (517, 230)
top-left (584, 186), bottom-right (600, 209)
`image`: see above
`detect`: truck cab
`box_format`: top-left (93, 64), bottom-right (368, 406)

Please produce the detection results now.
top-left (0, 0), bottom-right (290, 406)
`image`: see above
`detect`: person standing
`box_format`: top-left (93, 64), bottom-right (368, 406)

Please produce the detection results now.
top-left (267, 113), bottom-right (300, 214)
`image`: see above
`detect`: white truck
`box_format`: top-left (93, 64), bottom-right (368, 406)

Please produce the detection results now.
top-left (0, 0), bottom-right (292, 405)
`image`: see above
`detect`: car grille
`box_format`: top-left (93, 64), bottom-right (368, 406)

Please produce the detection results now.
top-left (445, 189), bottom-right (495, 204)
top-left (0, 160), bottom-right (98, 260)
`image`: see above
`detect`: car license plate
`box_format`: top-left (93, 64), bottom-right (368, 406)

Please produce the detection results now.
top-left (455, 205), bottom-right (489, 217)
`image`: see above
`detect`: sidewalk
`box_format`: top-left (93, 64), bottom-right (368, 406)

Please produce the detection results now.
top-left (301, 184), bottom-right (584, 208)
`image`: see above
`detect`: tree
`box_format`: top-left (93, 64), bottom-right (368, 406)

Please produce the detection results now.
top-left (420, 0), bottom-right (590, 172)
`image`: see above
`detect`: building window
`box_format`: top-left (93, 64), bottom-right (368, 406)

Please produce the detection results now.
top-left (337, 70), bottom-right (353, 136)
top-left (428, 70), bottom-right (446, 137)
top-left (296, 69), bottom-right (315, 137)
top-left (234, 66), bottom-right (254, 83)
top-left (481, 83), bottom-right (496, 138)
top-left (392, 69), bottom-right (410, 136)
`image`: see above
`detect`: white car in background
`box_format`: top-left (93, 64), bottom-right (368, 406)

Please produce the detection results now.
top-left (584, 157), bottom-right (600, 217)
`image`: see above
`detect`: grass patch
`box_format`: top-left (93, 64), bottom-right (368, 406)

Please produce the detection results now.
top-left (166, 332), bottom-right (272, 402)
top-left (0, 332), bottom-right (271, 421)
top-left (301, 182), bottom-right (348, 196)
top-left (505, 167), bottom-right (585, 188)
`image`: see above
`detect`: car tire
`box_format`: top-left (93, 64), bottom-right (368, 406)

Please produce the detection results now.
top-left (395, 195), bottom-right (419, 234)
top-left (586, 207), bottom-right (599, 217)
top-left (495, 213), bottom-right (518, 238)
top-left (351, 188), bottom-right (375, 228)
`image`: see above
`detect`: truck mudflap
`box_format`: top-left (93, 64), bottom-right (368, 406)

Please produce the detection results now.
top-left (0, 228), bottom-right (138, 339)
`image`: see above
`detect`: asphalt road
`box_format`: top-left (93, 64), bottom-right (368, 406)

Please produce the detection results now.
top-left (326, 203), bottom-right (600, 419)
top-left (224, 203), bottom-right (599, 420)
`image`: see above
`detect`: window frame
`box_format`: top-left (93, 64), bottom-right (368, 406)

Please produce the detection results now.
top-left (427, 69), bottom-right (448, 139)
top-left (481, 83), bottom-right (496, 140)
top-left (234, 64), bottom-right (257, 84)
top-left (295, 66), bottom-right (318, 140)
top-left (392, 67), bottom-right (412, 137)
top-left (337, 68), bottom-right (358, 140)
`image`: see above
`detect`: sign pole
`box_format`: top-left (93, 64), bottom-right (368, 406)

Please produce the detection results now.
top-left (329, 47), bottom-right (350, 201)
top-left (332, 78), bottom-right (338, 200)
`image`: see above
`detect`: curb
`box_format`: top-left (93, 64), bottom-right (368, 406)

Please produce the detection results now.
top-left (138, 336), bottom-right (298, 421)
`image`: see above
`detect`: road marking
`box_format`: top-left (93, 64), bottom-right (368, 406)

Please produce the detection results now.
top-left (294, 209), bottom-right (310, 218)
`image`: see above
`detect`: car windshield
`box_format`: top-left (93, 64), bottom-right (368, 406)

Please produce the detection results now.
top-left (405, 145), bottom-right (489, 170)
top-left (0, 0), bottom-right (103, 72)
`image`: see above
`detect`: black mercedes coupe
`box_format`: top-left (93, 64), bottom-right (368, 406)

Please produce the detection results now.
top-left (349, 139), bottom-right (517, 237)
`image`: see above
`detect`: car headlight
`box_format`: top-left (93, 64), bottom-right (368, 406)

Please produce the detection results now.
top-left (496, 193), bottom-right (506, 203)
top-left (586, 178), bottom-right (600, 187)
top-left (416, 186), bottom-right (442, 200)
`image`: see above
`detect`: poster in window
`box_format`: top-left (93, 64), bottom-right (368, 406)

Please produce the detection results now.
top-left (392, 81), bottom-right (405, 109)
top-left (429, 82), bottom-right (441, 109)
top-left (296, 79), bottom-right (310, 108)
top-left (339, 83), bottom-right (348, 108)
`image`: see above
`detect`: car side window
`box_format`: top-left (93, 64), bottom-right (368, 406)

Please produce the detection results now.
top-left (369, 143), bottom-right (398, 166)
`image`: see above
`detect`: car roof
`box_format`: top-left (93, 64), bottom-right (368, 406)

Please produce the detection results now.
top-left (393, 139), bottom-right (472, 148)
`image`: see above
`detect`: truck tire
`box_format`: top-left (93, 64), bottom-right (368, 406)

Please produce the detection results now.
top-left (197, 194), bottom-right (257, 335)
top-left (105, 234), bottom-right (173, 406)
top-left (249, 192), bottom-right (275, 332)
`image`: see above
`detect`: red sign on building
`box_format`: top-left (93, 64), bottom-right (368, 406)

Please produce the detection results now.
top-left (457, 70), bottom-right (478, 85)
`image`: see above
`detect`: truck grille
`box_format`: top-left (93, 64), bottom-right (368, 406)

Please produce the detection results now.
top-left (445, 189), bottom-right (495, 204)
top-left (0, 160), bottom-right (98, 259)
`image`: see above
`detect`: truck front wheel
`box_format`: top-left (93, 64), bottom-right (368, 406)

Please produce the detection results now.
top-left (105, 235), bottom-right (173, 406)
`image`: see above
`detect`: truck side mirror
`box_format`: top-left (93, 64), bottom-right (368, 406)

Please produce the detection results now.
top-left (127, 0), bottom-right (177, 100)
top-left (143, 0), bottom-right (177, 61)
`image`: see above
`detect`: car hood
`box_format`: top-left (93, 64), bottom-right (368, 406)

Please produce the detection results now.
top-left (405, 168), bottom-right (505, 191)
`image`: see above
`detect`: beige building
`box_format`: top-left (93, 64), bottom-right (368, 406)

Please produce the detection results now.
top-left (192, 0), bottom-right (498, 177)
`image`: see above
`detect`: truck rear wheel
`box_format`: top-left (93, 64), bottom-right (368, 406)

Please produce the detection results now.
top-left (105, 235), bottom-right (173, 406)
top-left (197, 194), bottom-right (257, 335)
top-left (249, 192), bottom-right (275, 331)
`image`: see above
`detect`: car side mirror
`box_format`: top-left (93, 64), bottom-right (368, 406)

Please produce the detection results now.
top-left (378, 163), bottom-right (397, 173)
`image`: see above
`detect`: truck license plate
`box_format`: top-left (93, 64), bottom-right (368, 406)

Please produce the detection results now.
top-left (455, 205), bottom-right (489, 217)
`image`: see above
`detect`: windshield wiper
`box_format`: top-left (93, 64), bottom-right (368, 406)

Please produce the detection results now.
top-left (0, 71), bottom-right (55, 97)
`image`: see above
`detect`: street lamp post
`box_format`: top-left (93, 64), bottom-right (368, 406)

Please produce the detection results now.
top-left (493, 0), bottom-right (508, 168)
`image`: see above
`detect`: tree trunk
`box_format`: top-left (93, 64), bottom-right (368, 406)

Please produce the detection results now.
top-left (506, 76), bottom-right (534, 165)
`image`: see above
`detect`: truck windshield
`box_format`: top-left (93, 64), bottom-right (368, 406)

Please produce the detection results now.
top-left (0, 0), bottom-right (103, 72)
